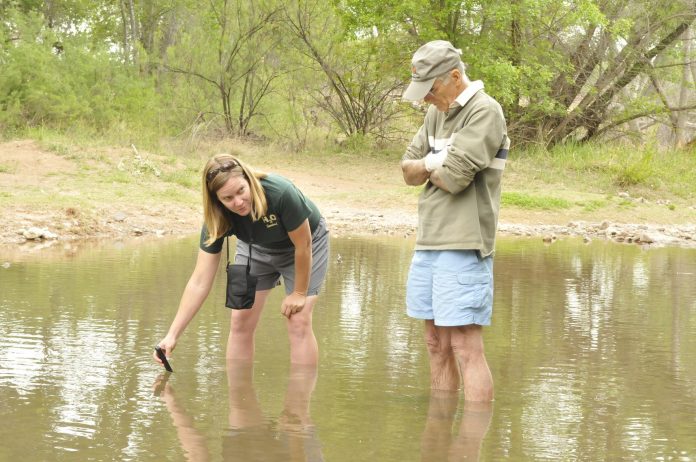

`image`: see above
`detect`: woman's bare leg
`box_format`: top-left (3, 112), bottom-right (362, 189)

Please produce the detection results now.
top-left (285, 295), bottom-right (319, 365)
top-left (226, 289), bottom-right (271, 360)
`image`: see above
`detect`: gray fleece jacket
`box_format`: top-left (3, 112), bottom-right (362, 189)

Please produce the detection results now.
top-left (403, 88), bottom-right (509, 257)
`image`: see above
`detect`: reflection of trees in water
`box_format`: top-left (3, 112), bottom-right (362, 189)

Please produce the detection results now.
top-left (320, 237), bottom-right (424, 383)
top-left (493, 240), bottom-right (696, 458)
top-left (5, 237), bottom-right (696, 460)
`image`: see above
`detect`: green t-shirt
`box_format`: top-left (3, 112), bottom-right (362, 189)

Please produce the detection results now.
top-left (200, 174), bottom-right (321, 252)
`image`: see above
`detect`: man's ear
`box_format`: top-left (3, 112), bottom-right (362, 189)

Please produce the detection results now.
top-left (450, 69), bottom-right (465, 90)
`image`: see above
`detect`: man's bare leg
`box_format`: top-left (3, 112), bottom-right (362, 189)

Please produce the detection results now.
top-left (451, 324), bottom-right (493, 402)
top-left (424, 321), bottom-right (460, 391)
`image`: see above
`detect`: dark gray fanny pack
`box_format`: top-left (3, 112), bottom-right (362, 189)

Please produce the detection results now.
top-left (225, 239), bottom-right (257, 309)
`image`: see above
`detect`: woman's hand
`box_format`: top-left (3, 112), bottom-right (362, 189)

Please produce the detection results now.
top-left (153, 336), bottom-right (177, 365)
top-left (281, 291), bottom-right (307, 318)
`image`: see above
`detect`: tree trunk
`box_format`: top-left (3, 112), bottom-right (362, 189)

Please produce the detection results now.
top-left (156, 10), bottom-right (179, 86)
top-left (239, 72), bottom-right (251, 136)
top-left (509, 0), bottom-right (522, 118)
top-left (221, 83), bottom-right (233, 133)
top-left (676, 26), bottom-right (692, 148)
top-left (647, 64), bottom-right (679, 131)
top-left (127, 0), bottom-right (139, 64)
top-left (43, 0), bottom-right (55, 29)
top-left (549, 19), bottom-right (695, 145)
top-left (119, 0), bottom-right (130, 63)
top-left (140, 2), bottom-right (157, 56)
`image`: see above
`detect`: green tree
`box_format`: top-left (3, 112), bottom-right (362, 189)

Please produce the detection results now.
top-left (3, 0), bottom-right (695, 148)
top-left (161, 0), bottom-right (281, 135)
top-left (336, 0), bottom-right (696, 147)
top-left (0, 4), bottom-right (162, 134)
top-left (285, 0), bottom-right (408, 139)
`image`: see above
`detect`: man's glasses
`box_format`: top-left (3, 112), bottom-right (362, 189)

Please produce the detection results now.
top-left (206, 161), bottom-right (238, 182)
top-left (426, 72), bottom-right (452, 98)
top-left (427, 79), bottom-right (443, 98)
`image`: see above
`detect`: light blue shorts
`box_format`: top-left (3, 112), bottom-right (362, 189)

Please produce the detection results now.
top-left (406, 250), bottom-right (494, 326)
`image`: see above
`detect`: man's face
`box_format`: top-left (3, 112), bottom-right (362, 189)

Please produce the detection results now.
top-left (423, 71), bottom-right (458, 112)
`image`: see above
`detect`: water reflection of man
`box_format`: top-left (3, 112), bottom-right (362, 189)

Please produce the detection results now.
top-left (153, 361), bottom-right (323, 461)
top-left (420, 391), bottom-right (492, 461)
top-left (401, 40), bottom-right (509, 401)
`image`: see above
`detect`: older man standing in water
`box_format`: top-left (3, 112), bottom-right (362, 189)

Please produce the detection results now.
top-left (401, 40), bottom-right (510, 401)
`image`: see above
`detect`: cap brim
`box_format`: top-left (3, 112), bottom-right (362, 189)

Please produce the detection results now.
top-left (402, 78), bottom-right (436, 101)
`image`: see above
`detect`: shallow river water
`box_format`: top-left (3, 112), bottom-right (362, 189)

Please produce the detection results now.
top-left (1, 235), bottom-right (695, 461)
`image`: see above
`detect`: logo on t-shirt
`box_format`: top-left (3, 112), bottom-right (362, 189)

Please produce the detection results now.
top-left (262, 214), bottom-right (278, 228)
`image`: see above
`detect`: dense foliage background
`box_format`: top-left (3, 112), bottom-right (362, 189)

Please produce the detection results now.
top-left (1, 0), bottom-right (695, 150)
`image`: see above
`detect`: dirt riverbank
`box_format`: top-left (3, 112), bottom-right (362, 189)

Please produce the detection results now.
top-left (1, 139), bottom-right (694, 257)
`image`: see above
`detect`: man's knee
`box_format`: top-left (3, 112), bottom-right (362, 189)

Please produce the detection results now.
top-left (424, 329), bottom-right (452, 359)
top-left (451, 342), bottom-right (485, 364)
top-left (450, 326), bottom-right (485, 362)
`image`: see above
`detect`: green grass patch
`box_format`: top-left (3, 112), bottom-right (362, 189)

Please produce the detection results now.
top-left (611, 152), bottom-right (655, 187)
top-left (150, 186), bottom-right (197, 203)
top-left (0, 162), bottom-right (18, 174)
top-left (577, 199), bottom-right (608, 212)
top-left (162, 169), bottom-right (199, 189)
top-left (45, 142), bottom-right (72, 157)
top-left (509, 141), bottom-right (696, 201)
top-left (103, 170), bottom-right (134, 184)
top-left (502, 192), bottom-right (572, 210)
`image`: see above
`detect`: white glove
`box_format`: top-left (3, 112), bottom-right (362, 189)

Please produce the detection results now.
top-left (423, 150), bottom-right (447, 172)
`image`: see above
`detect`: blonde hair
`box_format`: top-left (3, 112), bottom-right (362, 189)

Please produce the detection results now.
top-left (202, 153), bottom-right (268, 246)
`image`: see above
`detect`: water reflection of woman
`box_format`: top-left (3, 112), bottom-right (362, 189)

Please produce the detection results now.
top-left (223, 362), bottom-right (323, 461)
top-left (153, 361), bottom-right (323, 461)
top-left (153, 154), bottom-right (329, 367)
top-left (153, 375), bottom-right (210, 461)
top-left (420, 391), bottom-right (492, 461)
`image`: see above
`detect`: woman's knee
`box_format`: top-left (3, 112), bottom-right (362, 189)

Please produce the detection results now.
top-left (229, 290), bottom-right (268, 335)
top-left (229, 313), bottom-right (259, 336)
top-left (286, 313), bottom-right (313, 339)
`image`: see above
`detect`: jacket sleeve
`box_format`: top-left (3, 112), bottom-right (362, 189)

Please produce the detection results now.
top-left (402, 115), bottom-right (431, 161)
top-left (438, 101), bottom-right (505, 194)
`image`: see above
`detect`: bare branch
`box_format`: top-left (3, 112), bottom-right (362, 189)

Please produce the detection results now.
top-left (652, 59), bottom-right (696, 69)
top-left (595, 103), bottom-right (696, 137)
top-left (161, 64), bottom-right (222, 88)
top-left (646, 62), bottom-right (679, 130)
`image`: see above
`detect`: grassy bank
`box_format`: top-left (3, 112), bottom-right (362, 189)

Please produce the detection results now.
top-left (1, 130), bottom-right (695, 235)
top-left (499, 141), bottom-right (696, 225)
